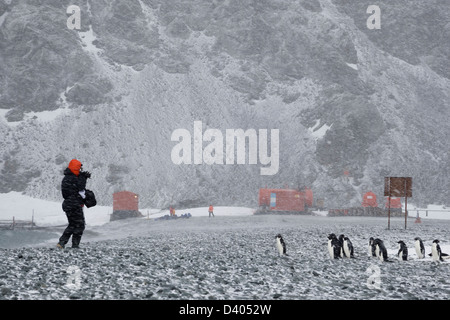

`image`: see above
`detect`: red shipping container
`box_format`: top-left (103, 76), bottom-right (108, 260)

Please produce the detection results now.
top-left (304, 187), bottom-right (313, 208)
top-left (113, 191), bottom-right (139, 211)
top-left (259, 188), bottom-right (305, 212)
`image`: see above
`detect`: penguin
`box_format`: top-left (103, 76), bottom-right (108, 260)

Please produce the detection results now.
top-left (368, 237), bottom-right (377, 257)
top-left (327, 233), bottom-right (341, 259)
top-left (338, 234), bottom-right (345, 258)
top-left (414, 237), bottom-right (425, 259)
top-left (397, 240), bottom-right (408, 261)
top-left (343, 236), bottom-right (354, 258)
top-left (275, 234), bottom-right (287, 256)
top-left (373, 238), bottom-right (381, 258)
top-left (431, 239), bottom-right (449, 262)
top-left (373, 238), bottom-right (390, 262)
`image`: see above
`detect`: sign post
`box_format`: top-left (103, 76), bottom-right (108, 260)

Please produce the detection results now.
top-left (387, 193), bottom-right (391, 230)
top-left (384, 177), bottom-right (412, 229)
top-left (404, 179), bottom-right (408, 229)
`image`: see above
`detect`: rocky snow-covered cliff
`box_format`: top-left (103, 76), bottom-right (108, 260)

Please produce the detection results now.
top-left (0, 0), bottom-right (449, 208)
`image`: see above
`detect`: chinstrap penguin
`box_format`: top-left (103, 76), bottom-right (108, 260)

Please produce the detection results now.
top-left (338, 234), bottom-right (345, 258)
top-left (414, 237), bottom-right (425, 259)
top-left (327, 233), bottom-right (341, 259)
top-left (397, 240), bottom-right (408, 261)
top-left (343, 236), bottom-right (355, 258)
top-left (368, 237), bottom-right (377, 257)
top-left (373, 238), bottom-right (390, 262)
top-left (431, 239), bottom-right (449, 262)
top-left (275, 234), bottom-right (287, 256)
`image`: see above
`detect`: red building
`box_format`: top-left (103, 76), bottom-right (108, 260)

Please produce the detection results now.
top-left (257, 187), bottom-right (312, 214)
top-left (113, 191), bottom-right (139, 211)
top-left (304, 187), bottom-right (313, 208)
top-left (111, 191), bottom-right (142, 221)
top-left (362, 191), bottom-right (378, 207)
top-left (385, 197), bottom-right (402, 209)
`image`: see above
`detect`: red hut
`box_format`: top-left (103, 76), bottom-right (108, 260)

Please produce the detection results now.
top-left (362, 191), bottom-right (378, 207)
top-left (385, 197), bottom-right (401, 209)
top-left (384, 196), bottom-right (402, 216)
top-left (304, 187), bottom-right (313, 208)
top-left (113, 191), bottom-right (139, 211)
top-left (256, 187), bottom-right (311, 214)
top-left (111, 191), bottom-right (143, 221)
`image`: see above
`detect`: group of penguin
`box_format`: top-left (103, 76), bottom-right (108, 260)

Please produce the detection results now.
top-left (368, 237), bottom-right (450, 262)
top-left (275, 233), bottom-right (449, 262)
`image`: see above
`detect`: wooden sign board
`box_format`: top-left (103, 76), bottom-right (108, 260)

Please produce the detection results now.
top-left (384, 177), bottom-right (412, 197)
top-left (384, 177), bottom-right (412, 230)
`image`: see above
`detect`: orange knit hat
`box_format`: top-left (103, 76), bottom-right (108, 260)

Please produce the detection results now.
top-left (68, 159), bottom-right (82, 176)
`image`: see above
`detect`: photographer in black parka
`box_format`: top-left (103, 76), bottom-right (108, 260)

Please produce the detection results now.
top-left (57, 159), bottom-right (91, 249)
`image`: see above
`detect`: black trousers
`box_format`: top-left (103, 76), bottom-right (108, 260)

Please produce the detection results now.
top-left (59, 206), bottom-right (85, 248)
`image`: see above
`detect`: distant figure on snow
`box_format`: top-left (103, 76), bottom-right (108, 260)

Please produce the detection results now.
top-left (57, 159), bottom-right (91, 249)
top-left (208, 204), bottom-right (214, 217)
top-left (170, 206), bottom-right (176, 217)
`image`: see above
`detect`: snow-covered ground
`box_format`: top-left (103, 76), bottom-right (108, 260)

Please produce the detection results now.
top-left (0, 192), bottom-right (449, 300)
top-left (0, 192), bottom-right (254, 228)
top-left (0, 192), bottom-right (447, 229)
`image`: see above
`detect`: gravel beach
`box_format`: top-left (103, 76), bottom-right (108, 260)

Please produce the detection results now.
top-left (1, 214), bottom-right (449, 300)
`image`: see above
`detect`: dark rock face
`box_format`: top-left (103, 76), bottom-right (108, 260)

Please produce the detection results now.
top-left (0, 0), bottom-right (113, 121)
top-left (332, 0), bottom-right (450, 79)
top-left (0, 0), bottom-right (448, 208)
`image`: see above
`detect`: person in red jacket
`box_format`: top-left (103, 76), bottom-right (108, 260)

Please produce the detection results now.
top-left (208, 204), bottom-right (214, 218)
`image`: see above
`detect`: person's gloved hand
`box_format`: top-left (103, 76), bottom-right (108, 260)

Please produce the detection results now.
top-left (80, 171), bottom-right (91, 179)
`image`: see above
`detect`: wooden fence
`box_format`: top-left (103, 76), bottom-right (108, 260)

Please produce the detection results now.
top-left (0, 216), bottom-right (37, 230)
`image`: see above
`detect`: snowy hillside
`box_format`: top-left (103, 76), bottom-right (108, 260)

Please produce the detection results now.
top-left (0, 0), bottom-right (449, 209)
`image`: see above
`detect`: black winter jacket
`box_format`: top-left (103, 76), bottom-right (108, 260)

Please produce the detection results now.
top-left (61, 167), bottom-right (88, 212)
